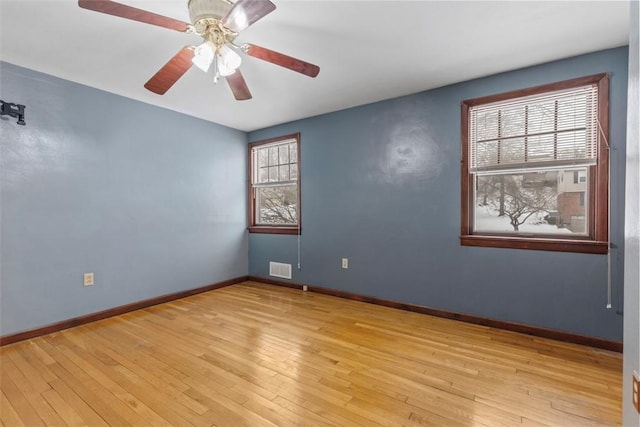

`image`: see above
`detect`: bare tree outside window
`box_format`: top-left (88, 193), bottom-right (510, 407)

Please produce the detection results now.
top-left (256, 186), bottom-right (297, 224)
top-left (476, 174), bottom-right (557, 232)
top-left (249, 133), bottom-right (301, 234)
top-left (461, 73), bottom-right (609, 253)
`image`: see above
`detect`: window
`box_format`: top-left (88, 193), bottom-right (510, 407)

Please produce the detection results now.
top-left (461, 73), bottom-right (609, 253)
top-left (573, 170), bottom-right (588, 184)
top-left (578, 170), bottom-right (587, 183)
top-left (248, 133), bottom-right (300, 234)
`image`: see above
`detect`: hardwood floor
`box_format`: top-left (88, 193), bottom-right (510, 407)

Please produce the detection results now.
top-left (1, 281), bottom-right (622, 426)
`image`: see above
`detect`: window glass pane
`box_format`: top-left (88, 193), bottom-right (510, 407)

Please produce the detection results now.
top-left (475, 141), bottom-right (498, 169)
top-left (475, 110), bottom-right (500, 141)
top-left (269, 147), bottom-right (278, 165)
top-left (474, 168), bottom-right (588, 235)
top-left (500, 106), bottom-right (526, 138)
top-left (259, 167), bottom-right (268, 183)
top-left (557, 95), bottom-right (586, 131)
top-left (556, 130), bottom-right (588, 160)
top-left (527, 100), bottom-right (556, 134)
top-left (268, 166), bottom-right (278, 182)
top-left (279, 165), bottom-right (290, 181)
top-left (500, 137), bottom-right (525, 165)
top-left (255, 141), bottom-right (299, 184)
top-left (256, 185), bottom-right (297, 225)
top-left (258, 148), bottom-right (269, 168)
top-left (279, 145), bottom-right (289, 164)
top-left (527, 133), bottom-right (556, 162)
top-left (290, 143), bottom-right (297, 163)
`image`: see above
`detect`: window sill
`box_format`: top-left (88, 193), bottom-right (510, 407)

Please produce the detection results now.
top-left (460, 235), bottom-right (608, 254)
top-left (248, 226), bottom-right (300, 235)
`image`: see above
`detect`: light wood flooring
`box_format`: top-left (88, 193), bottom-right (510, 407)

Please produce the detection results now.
top-left (1, 281), bottom-right (622, 426)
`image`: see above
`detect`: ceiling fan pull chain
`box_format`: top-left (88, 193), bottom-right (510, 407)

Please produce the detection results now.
top-left (213, 55), bottom-right (220, 84)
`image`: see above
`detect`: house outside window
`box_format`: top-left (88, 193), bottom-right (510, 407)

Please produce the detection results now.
top-left (460, 73), bottom-right (609, 253)
top-left (248, 133), bottom-right (301, 235)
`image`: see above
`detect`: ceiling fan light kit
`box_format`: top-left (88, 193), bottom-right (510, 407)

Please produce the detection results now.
top-left (78, 0), bottom-right (320, 100)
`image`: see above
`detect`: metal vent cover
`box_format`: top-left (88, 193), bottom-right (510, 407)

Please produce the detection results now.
top-left (269, 262), bottom-right (292, 279)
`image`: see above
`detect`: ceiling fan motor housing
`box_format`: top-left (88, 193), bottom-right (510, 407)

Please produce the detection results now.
top-left (188, 0), bottom-right (233, 25)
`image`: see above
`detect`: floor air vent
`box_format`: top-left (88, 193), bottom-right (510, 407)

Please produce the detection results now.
top-left (269, 262), bottom-right (292, 279)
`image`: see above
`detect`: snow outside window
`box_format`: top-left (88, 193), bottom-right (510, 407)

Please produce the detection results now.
top-left (249, 134), bottom-right (301, 234)
top-left (460, 74), bottom-right (609, 254)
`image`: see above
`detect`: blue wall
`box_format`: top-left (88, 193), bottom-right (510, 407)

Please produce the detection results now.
top-left (0, 62), bottom-right (248, 336)
top-left (0, 47), bottom-right (628, 341)
top-left (249, 47), bottom-right (628, 341)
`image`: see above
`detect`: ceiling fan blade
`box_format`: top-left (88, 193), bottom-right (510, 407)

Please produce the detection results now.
top-left (144, 47), bottom-right (194, 95)
top-left (78, 0), bottom-right (190, 32)
top-left (221, 0), bottom-right (276, 33)
top-left (244, 44), bottom-right (320, 78)
top-left (226, 70), bottom-right (252, 101)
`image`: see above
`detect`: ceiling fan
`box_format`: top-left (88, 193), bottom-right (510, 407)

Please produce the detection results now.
top-left (78, 0), bottom-right (320, 100)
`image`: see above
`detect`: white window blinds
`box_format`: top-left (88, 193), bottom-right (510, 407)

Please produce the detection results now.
top-left (469, 84), bottom-right (598, 173)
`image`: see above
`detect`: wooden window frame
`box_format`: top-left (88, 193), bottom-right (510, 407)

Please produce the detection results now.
top-left (460, 73), bottom-right (609, 254)
top-left (248, 133), bottom-right (301, 235)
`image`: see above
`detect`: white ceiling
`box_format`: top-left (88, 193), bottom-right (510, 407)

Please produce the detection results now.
top-left (0, 1), bottom-right (630, 132)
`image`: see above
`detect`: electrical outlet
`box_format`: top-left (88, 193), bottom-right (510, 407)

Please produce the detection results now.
top-left (302, 285), bottom-right (308, 292)
top-left (633, 371), bottom-right (640, 413)
top-left (342, 258), bottom-right (348, 269)
top-left (83, 272), bottom-right (94, 287)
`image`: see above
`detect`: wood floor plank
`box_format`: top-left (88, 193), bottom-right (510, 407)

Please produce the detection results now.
top-left (39, 340), bottom-right (148, 426)
top-left (1, 281), bottom-right (622, 426)
top-left (0, 374), bottom-right (45, 426)
top-left (47, 378), bottom-right (109, 427)
top-left (182, 386), bottom-right (269, 426)
top-left (1, 390), bottom-right (28, 427)
top-left (8, 342), bottom-right (58, 385)
top-left (40, 387), bottom-right (86, 426)
top-left (53, 339), bottom-right (169, 425)
top-left (79, 328), bottom-right (209, 417)
top-left (1, 356), bottom-right (64, 426)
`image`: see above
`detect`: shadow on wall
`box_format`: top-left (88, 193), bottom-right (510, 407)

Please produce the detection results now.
top-left (367, 97), bottom-right (447, 187)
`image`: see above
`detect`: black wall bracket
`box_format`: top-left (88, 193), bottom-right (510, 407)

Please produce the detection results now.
top-left (1, 100), bottom-right (26, 125)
